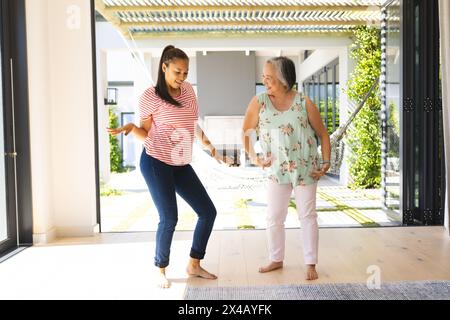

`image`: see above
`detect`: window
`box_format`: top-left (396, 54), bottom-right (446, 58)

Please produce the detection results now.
top-left (0, 0), bottom-right (32, 257)
top-left (303, 59), bottom-right (340, 135)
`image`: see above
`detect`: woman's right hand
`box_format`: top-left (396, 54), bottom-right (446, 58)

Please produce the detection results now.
top-left (107, 123), bottom-right (135, 136)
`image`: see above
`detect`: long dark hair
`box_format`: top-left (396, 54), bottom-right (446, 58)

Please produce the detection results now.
top-left (155, 45), bottom-right (189, 107)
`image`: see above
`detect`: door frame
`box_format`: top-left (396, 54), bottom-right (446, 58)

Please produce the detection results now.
top-left (0, 0), bottom-right (32, 258)
top-left (400, 0), bottom-right (445, 225)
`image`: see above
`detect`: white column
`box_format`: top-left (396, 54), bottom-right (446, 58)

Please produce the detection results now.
top-left (48, 0), bottom-right (97, 237)
top-left (27, 0), bottom-right (98, 240)
top-left (439, 0), bottom-right (450, 234)
top-left (26, 0), bottom-right (55, 243)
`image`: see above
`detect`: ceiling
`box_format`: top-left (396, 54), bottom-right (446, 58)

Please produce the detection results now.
top-left (95, 0), bottom-right (386, 39)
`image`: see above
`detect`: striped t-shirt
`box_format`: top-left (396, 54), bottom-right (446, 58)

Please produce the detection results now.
top-left (139, 82), bottom-right (199, 166)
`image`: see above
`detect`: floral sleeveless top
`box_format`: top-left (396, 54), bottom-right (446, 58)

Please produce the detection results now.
top-left (257, 92), bottom-right (319, 187)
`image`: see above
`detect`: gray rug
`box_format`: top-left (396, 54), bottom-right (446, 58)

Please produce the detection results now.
top-left (184, 281), bottom-right (450, 300)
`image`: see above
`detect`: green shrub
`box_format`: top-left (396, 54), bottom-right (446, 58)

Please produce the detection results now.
top-left (319, 100), bottom-right (340, 134)
top-left (387, 102), bottom-right (400, 157)
top-left (109, 108), bottom-right (125, 173)
top-left (345, 26), bottom-right (382, 189)
top-left (100, 187), bottom-right (124, 197)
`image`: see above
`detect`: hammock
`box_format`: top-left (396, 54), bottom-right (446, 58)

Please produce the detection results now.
top-left (192, 143), bottom-right (269, 191)
top-left (318, 78), bottom-right (380, 175)
top-left (194, 78), bottom-right (380, 189)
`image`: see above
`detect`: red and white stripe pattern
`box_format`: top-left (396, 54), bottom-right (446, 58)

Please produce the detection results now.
top-left (139, 82), bottom-right (199, 166)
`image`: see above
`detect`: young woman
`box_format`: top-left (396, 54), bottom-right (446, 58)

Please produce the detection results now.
top-left (108, 45), bottom-right (232, 288)
top-left (242, 56), bottom-right (331, 280)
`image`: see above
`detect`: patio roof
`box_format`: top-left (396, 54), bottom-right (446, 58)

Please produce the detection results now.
top-left (95, 0), bottom-right (385, 39)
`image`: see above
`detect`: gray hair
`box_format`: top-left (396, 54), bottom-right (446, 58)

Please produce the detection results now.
top-left (267, 56), bottom-right (296, 90)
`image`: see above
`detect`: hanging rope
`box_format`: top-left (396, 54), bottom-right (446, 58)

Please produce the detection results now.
top-left (107, 26), bottom-right (153, 85)
top-left (127, 30), bottom-right (153, 85)
top-left (319, 77), bottom-right (380, 174)
top-left (194, 78), bottom-right (380, 189)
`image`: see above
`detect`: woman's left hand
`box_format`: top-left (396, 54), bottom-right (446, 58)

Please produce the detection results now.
top-left (213, 152), bottom-right (235, 166)
top-left (310, 163), bottom-right (331, 180)
top-left (107, 123), bottom-right (135, 136)
top-left (211, 150), bottom-right (235, 166)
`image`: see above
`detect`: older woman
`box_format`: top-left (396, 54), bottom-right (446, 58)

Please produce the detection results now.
top-left (242, 56), bottom-right (331, 280)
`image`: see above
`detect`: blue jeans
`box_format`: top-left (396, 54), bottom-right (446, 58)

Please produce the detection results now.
top-left (140, 150), bottom-right (217, 268)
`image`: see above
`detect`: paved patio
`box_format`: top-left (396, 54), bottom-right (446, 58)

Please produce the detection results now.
top-left (101, 145), bottom-right (401, 232)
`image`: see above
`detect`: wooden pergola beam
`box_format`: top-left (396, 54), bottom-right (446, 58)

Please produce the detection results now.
top-left (123, 20), bottom-right (369, 28)
top-left (104, 5), bottom-right (378, 13)
top-left (95, 0), bottom-right (129, 37)
top-left (130, 30), bottom-right (353, 39)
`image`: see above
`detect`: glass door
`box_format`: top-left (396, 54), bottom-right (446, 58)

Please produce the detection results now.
top-left (0, 0), bottom-right (18, 257)
top-left (400, 0), bottom-right (444, 225)
top-left (382, 0), bottom-right (401, 218)
top-left (0, 18), bottom-right (6, 243)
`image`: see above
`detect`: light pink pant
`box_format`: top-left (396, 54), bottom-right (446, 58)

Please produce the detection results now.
top-left (266, 181), bottom-right (319, 265)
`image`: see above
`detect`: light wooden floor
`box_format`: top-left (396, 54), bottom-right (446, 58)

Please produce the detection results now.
top-left (190, 226), bottom-right (450, 287)
top-left (0, 226), bottom-right (449, 299)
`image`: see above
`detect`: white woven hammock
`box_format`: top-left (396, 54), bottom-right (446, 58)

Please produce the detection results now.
top-left (317, 79), bottom-right (380, 175)
top-left (196, 78), bottom-right (380, 188)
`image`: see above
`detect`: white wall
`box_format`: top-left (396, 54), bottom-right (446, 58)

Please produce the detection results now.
top-left (150, 57), bottom-right (159, 84)
top-left (122, 35), bottom-right (354, 53)
top-left (107, 51), bottom-right (134, 82)
top-left (95, 21), bottom-right (126, 51)
top-left (114, 86), bottom-right (135, 113)
top-left (27, 0), bottom-right (97, 241)
top-left (197, 51), bottom-right (255, 117)
top-left (298, 49), bottom-right (340, 81)
top-left (26, 0), bottom-right (54, 243)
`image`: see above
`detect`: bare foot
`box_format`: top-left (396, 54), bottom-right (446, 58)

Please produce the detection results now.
top-left (305, 265), bottom-right (318, 280)
top-left (156, 268), bottom-right (171, 288)
top-left (186, 265), bottom-right (217, 280)
top-left (258, 261), bottom-right (283, 273)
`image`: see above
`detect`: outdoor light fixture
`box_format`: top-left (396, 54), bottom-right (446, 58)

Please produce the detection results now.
top-left (105, 88), bottom-right (118, 105)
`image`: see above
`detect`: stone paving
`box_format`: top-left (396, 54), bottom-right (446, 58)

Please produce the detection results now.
top-left (101, 144), bottom-right (401, 232)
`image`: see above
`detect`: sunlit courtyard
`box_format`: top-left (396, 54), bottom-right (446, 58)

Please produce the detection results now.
top-left (101, 144), bottom-right (400, 232)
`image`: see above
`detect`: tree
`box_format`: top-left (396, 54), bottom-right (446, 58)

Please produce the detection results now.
top-left (346, 26), bottom-right (382, 189)
top-left (109, 108), bottom-right (125, 173)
